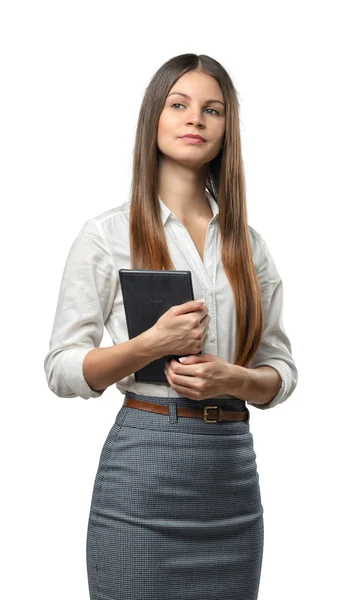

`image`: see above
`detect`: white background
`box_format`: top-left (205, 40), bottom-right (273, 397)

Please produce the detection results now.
top-left (1, 1), bottom-right (336, 598)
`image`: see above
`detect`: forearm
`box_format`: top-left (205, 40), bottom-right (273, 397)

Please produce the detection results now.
top-left (83, 328), bottom-right (161, 393)
top-left (228, 365), bottom-right (282, 405)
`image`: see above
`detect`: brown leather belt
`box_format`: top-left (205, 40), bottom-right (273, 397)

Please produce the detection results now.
top-left (123, 396), bottom-right (248, 423)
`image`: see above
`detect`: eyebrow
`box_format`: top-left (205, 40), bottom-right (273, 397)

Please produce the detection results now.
top-left (167, 92), bottom-right (225, 107)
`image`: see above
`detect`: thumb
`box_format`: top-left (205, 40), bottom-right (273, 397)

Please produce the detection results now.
top-left (178, 354), bottom-right (202, 364)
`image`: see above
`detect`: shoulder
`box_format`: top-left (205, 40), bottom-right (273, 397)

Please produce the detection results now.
top-left (248, 225), bottom-right (266, 270)
top-left (79, 199), bottom-right (131, 241)
top-left (248, 225), bottom-right (280, 281)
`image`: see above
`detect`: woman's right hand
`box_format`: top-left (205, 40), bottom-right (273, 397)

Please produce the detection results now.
top-left (151, 299), bottom-right (210, 358)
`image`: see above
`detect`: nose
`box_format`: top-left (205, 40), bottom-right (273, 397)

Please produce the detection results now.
top-left (186, 112), bottom-right (205, 128)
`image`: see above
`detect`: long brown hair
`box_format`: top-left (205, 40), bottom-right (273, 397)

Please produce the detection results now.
top-left (129, 53), bottom-right (264, 368)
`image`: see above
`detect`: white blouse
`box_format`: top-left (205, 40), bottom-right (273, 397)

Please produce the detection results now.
top-left (44, 191), bottom-right (298, 410)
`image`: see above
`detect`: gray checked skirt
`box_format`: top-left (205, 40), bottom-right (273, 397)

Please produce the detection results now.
top-left (86, 391), bottom-right (264, 600)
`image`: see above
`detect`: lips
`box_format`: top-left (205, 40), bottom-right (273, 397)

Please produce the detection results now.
top-left (180, 134), bottom-right (206, 142)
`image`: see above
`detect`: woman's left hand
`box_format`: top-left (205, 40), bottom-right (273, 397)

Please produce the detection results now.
top-left (164, 353), bottom-right (242, 401)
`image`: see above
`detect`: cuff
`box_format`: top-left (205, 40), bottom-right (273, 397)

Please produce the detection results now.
top-left (61, 347), bottom-right (105, 400)
top-left (247, 360), bottom-right (289, 410)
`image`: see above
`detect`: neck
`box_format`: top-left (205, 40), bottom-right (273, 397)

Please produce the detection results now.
top-left (157, 156), bottom-right (211, 222)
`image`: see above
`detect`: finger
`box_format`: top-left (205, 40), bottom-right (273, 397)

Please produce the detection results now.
top-left (167, 368), bottom-right (204, 391)
top-left (177, 355), bottom-right (202, 365)
top-left (170, 359), bottom-right (201, 374)
top-left (164, 365), bottom-right (207, 400)
top-left (165, 381), bottom-right (202, 401)
top-left (174, 299), bottom-right (205, 316)
top-left (179, 353), bottom-right (213, 363)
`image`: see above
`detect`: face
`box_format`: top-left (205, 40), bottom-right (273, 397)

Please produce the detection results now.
top-left (157, 70), bottom-right (226, 169)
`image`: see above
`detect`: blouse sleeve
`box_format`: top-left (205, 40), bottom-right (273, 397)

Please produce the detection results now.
top-left (246, 230), bottom-right (298, 410)
top-left (43, 219), bottom-right (117, 399)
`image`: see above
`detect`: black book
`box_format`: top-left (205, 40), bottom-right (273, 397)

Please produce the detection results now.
top-left (119, 269), bottom-right (199, 383)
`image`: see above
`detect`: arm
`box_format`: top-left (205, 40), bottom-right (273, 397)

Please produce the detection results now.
top-left (230, 231), bottom-right (298, 410)
top-left (43, 219), bottom-right (118, 398)
top-left (228, 364), bottom-right (282, 406)
top-left (43, 219), bottom-right (116, 399)
top-left (82, 329), bottom-right (161, 393)
top-left (44, 217), bottom-right (166, 399)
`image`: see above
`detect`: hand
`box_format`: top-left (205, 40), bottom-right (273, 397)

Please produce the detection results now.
top-left (152, 299), bottom-right (210, 359)
top-left (164, 353), bottom-right (240, 401)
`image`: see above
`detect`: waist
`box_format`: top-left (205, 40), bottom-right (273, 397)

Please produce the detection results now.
top-left (124, 391), bottom-right (248, 423)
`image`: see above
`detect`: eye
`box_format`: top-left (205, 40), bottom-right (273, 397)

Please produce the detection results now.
top-left (171, 103), bottom-right (219, 116)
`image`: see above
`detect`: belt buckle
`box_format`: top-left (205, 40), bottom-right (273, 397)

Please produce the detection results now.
top-left (203, 405), bottom-right (219, 423)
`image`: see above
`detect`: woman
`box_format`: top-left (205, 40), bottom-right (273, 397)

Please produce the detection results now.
top-left (44, 53), bottom-right (298, 600)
